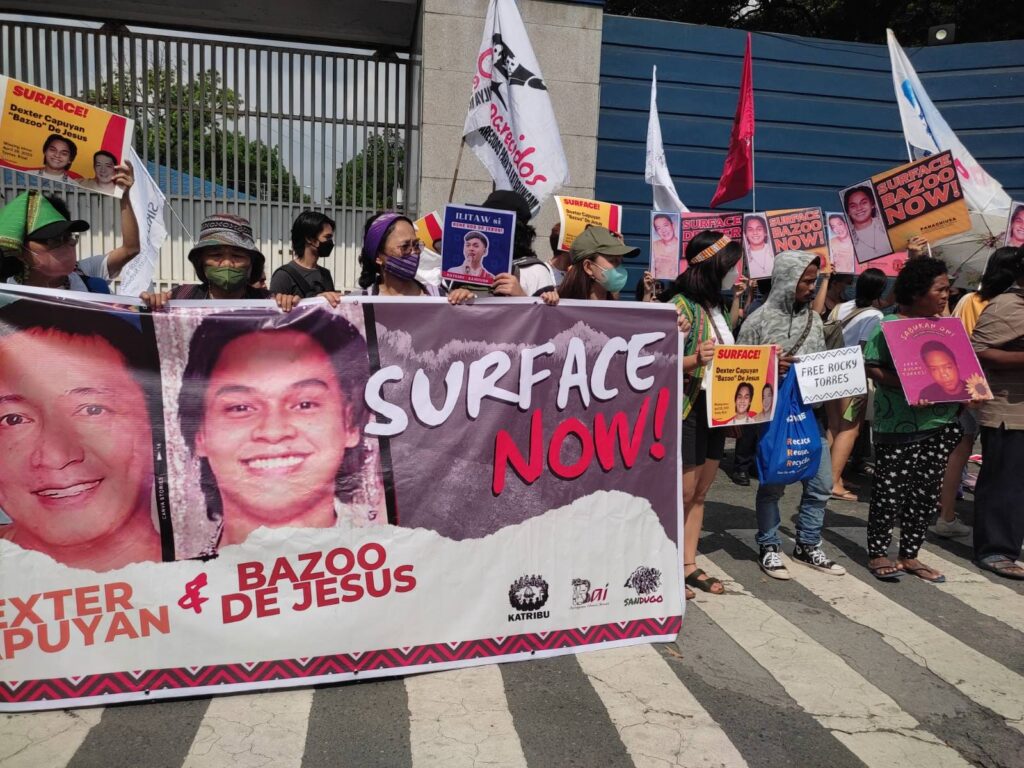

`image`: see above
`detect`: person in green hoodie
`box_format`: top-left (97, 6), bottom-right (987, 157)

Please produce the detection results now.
top-left (738, 250), bottom-right (847, 581)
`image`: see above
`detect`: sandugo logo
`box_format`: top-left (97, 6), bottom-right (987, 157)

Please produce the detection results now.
top-left (623, 565), bottom-right (663, 606)
top-left (508, 574), bottom-right (550, 622)
top-left (570, 578), bottom-right (609, 609)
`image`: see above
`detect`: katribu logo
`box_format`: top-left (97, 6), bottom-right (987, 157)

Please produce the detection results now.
top-left (508, 574), bottom-right (550, 622)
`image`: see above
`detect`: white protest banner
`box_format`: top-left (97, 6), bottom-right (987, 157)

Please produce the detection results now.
top-left (463, 0), bottom-right (569, 215)
top-left (887, 30), bottom-right (1010, 215)
top-left (794, 346), bottom-right (867, 404)
top-left (117, 146), bottom-right (168, 296)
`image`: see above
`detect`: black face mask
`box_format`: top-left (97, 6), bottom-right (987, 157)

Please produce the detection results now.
top-left (315, 240), bottom-right (335, 259)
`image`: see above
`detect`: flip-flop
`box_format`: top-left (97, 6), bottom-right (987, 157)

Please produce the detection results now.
top-left (902, 565), bottom-right (946, 584)
top-left (976, 557), bottom-right (1024, 581)
top-left (868, 562), bottom-right (904, 580)
top-left (831, 490), bottom-right (858, 501)
top-left (685, 568), bottom-right (724, 594)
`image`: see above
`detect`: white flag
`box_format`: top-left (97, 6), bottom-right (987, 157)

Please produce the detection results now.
top-left (645, 67), bottom-right (688, 214)
top-left (117, 146), bottom-right (168, 296)
top-left (887, 30), bottom-right (1010, 214)
top-left (463, 0), bottom-right (568, 215)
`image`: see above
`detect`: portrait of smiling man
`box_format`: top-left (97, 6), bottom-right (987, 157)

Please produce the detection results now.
top-left (0, 298), bottom-right (162, 570)
top-left (176, 306), bottom-right (379, 548)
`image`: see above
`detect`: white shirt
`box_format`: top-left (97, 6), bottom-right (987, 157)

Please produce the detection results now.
top-left (835, 299), bottom-right (883, 347)
top-left (517, 261), bottom-right (561, 296)
top-left (5, 253), bottom-right (111, 292)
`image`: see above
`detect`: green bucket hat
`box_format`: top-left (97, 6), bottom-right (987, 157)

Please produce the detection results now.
top-left (0, 191), bottom-right (89, 252)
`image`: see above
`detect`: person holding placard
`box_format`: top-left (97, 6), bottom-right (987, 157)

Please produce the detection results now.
top-left (738, 250), bottom-right (846, 580)
top-left (661, 230), bottom-right (745, 598)
top-left (825, 268), bottom-right (886, 500)
top-left (970, 246), bottom-right (1024, 580)
top-left (863, 258), bottom-right (962, 583)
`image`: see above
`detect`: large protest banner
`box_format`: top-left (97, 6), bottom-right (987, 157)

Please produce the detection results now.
top-left (0, 76), bottom-right (134, 198)
top-left (0, 288), bottom-right (682, 711)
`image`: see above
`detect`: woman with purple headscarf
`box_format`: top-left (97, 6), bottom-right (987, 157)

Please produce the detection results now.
top-left (357, 212), bottom-right (473, 303)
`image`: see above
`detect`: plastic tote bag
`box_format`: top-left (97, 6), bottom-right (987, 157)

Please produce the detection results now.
top-left (756, 370), bottom-right (822, 485)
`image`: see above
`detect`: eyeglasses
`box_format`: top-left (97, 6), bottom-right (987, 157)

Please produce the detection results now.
top-left (29, 233), bottom-right (79, 251)
top-left (390, 239), bottom-right (423, 255)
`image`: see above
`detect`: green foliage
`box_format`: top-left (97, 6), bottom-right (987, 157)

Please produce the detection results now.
top-left (333, 129), bottom-right (405, 209)
top-left (84, 67), bottom-right (304, 201)
top-left (605, 0), bottom-right (1024, 45)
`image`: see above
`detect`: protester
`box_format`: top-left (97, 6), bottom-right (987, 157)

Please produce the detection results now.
top-left (77, 150), bottom-right (119, 194)
top-left (512, 222), bottom-right (570, 296)
top-left (141, 214), bottom-right (298, 311)
top-left (812, 269), bottom-right (851, 317)
top-left (474, 189), bottom-right (560, 298)
top-left (554, 225), bottom-right (639, 301)
top-left (935, 247), bottom-right (1024, 539)
top-left (863, 257), bottom-right (962, 582)
top-left (0, 299), bottom-right (162, 570)
top-left (651, 213), bottom-right (680, 279)
top-left (358, 212), bottom-right (473, 304)
top-left (0, 178), bottom-right (139, 293)
top-left (970, 245), bottom-right (1024, 579)
top-left (177, 307), bottom-right (380, 548)
top-left (827, 213), bottom-right (855, 274)
top-left (660, 230), bottom-right (744, 598)
top-left (844, 186), bottom-right (890, 261)
top-left (270, 210), bottom-right (339, 303)
top-left (35, 134), bottom-right (81, 182)
top-left (824, 267), bottom-right (886, 500)
top-left (738, 250), bottom-right (846, 579)
top-left (742, 215), bottom-right (773, 278)
top-left (635, 270), bottom-right (658, 302)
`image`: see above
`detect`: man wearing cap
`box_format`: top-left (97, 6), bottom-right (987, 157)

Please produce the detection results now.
top-left (0, 172), bottom-right (139, 293)
top-left (553, 225), bottom-right (639, 302)
top-left (141, 214), bottom-right (298, 311)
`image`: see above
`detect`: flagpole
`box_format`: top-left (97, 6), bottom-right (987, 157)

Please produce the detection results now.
top-left (750, 137), bottom-right (756, 212)
top-left (448, 137), bottom-right (466, 204)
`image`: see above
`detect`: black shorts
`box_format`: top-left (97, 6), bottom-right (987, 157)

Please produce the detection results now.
top-left (682, 391), bottom-right (726, 468)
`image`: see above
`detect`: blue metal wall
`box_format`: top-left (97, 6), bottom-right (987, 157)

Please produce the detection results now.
top-left (596, 16), bottom-right (1024, 278)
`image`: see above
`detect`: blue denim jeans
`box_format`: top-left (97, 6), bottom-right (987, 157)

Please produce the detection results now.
top-left (755, 423), bottom-right (832, 548)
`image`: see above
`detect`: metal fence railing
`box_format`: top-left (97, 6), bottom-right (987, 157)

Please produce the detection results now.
top-left (1, 17), bottom-right (417, 290)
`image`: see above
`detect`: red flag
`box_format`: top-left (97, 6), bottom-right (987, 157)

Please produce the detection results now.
top-left (710, 34), bottom-right (755, 208)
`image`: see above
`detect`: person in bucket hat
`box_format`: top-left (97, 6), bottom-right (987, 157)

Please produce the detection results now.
top-left (142, 213), bottom-right (298, 310)
top-left (0, 167), bottom-right (139, 293)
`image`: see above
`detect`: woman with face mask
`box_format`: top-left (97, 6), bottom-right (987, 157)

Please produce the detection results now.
top-left (141, 214), bottom-right (299, 311)
top-left (357, 212), bottom-right (474, 304)
top-left (552, 225), bottom-right (639, 301)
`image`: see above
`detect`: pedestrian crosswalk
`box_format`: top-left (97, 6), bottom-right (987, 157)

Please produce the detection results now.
top-left (2, 529), bottom-right (1022, 768)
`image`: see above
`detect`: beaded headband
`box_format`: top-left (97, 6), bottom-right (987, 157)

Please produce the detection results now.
top-left (689, 235), bottom-right (731, 265)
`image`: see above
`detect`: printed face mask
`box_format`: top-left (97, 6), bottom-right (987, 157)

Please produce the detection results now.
top-left (383, 251), bottom-right (421, 281)
top-left (205, 265), bottom-right (249, 291)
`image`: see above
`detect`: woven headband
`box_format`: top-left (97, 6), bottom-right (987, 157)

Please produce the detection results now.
top-left (364, 213), bottom-right (404, 261)
top-left (689, 235), bottom-right (731, 265)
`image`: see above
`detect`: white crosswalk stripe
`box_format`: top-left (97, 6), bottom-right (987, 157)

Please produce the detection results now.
top-left (576, 643), bottom-right (748, 768)
top-left (405, 663), bottom-right (528, 768)
top-left (691, 555), bottom-right (971, 768)
top-left (831, 527), bottom-right (1024, 635)
top-left (727, 530), bottom-right (1024, 735)
top-left (183, 688), bottom-right (314, 768)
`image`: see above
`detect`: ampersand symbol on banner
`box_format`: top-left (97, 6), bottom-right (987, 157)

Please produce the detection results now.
top-left (178, 572), bottom-right (210, 614)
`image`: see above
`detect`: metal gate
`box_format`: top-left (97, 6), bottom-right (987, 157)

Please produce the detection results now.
top-left (0, 16), bottom-right (417, 290)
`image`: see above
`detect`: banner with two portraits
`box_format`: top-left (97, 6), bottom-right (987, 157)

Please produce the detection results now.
top-left (0, 288), bottom-right (683, 710)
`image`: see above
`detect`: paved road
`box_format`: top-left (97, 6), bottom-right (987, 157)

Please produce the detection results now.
top-left (3, 460), bottom-right (1022, 768)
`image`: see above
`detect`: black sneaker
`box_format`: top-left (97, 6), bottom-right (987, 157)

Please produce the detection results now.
top-left (731, 469), bottom-right (750, 486)
top-left (792, 542), bottom-right (847, 575)
top-left (759, 544), bottom-right (790, 580)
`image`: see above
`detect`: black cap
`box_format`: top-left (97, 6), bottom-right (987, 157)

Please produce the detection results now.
top-left (480, 190), bottom-right (532, 223)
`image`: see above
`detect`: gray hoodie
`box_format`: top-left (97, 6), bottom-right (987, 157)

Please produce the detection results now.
top-left (737, 250), bottom-right (825, 355)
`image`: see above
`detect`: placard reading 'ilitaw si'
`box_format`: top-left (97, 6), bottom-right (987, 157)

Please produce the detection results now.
top-left (793, 346), bottom-right (867, 405)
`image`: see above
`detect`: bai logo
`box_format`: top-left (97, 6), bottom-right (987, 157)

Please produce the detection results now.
top-left (623, 565), bottom-right (663, 606)
top-left (508, 574), bottom-right (550, 622)
top-left (570, 578), bottom-right (609, 609)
